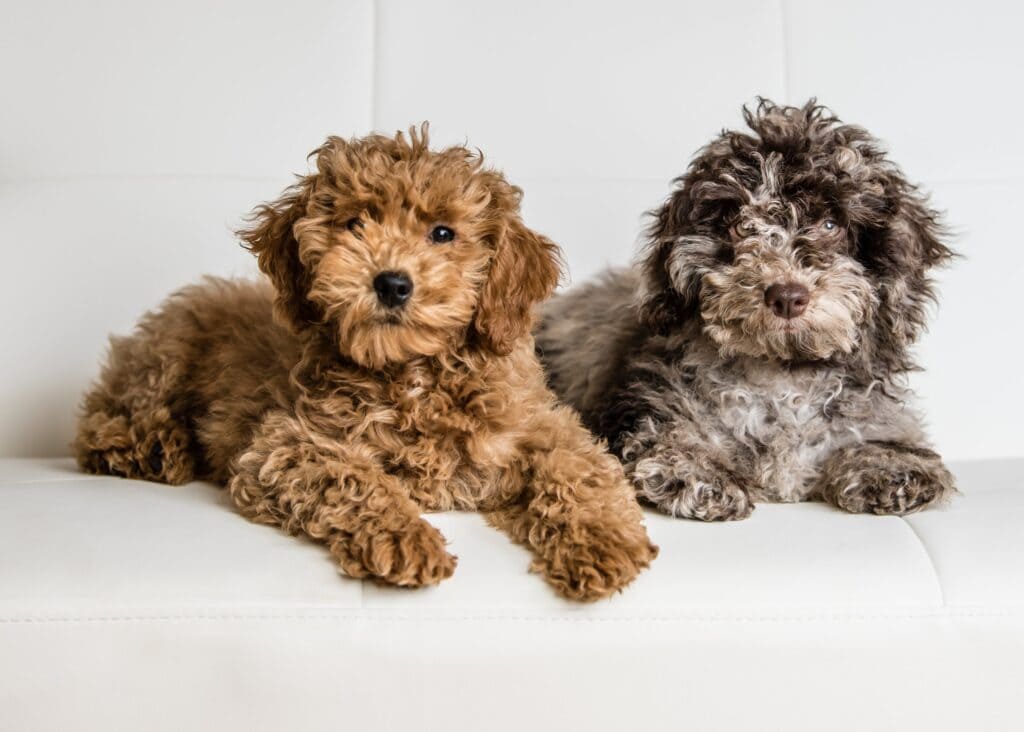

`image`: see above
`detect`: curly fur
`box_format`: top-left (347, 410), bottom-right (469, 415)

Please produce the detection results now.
top-left (538, 100), bottom-right (957, 521)
top-left (75, 125), bottom-right (656, 599)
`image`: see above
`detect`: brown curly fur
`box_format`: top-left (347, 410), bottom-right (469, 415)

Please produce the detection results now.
top-left (75, 125), bottom-right (656, 600)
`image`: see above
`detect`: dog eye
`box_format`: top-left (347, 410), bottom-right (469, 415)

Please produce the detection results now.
top-left (429, 225), bottom-right (456, 244)
top-left (822, 219), bottom-right (837, 231)
top-left (346, 217), bottom-right (363, 233)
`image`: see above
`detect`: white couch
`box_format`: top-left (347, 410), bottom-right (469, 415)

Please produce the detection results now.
top-left (2, 457), bottom-right (1023, 731)
top-left (3, 1), bottom-right (1023, 730)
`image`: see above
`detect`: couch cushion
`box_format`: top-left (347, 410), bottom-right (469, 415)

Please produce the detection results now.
top-left (1, 458), bottom-right (1022, 732)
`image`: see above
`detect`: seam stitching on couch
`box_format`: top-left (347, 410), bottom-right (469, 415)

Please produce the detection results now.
top-left (2, 609), bottom-right (1021, 624)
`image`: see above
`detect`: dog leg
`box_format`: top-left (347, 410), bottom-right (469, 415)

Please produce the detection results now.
top-left (592, 361), bottom-right (754, 521)
top-left (620, 415), bottom-right (754, 521)
top-left (229, 412), bottom-right (456, 587)
top-left (77, 407), bottom-right (193, 484)
top-left (816, 440), bottom-right (957, 516)
top-left (488, 407), bottom-right (657, 602)
top-left (75, 336), bottom-right (195, 484)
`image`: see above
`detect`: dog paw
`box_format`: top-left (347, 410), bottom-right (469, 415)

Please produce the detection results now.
top-left (536, 525), bottom-right (658, 602)
top-left (138, 425), bottom-right (195, 484)
top-left (340, 519), bottom-right (457, 588)
top-left (76, 412), bottom-right (194, 485)
top-left (643, 474), bottom-right (754, 521)
top-left (821, 443), bottom-right (956, 516)
top-left (832, 466), bottom-right (947, 515)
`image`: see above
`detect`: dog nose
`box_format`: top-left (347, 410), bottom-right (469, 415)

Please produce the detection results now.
top-left (764, 282), bottom-right (809, 320)
top-left (373, 271), bottom-right (413, 308)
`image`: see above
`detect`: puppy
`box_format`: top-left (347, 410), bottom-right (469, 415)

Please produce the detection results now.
top-left (538, 100), bottom-right (956, 521)
top-left (76, 125), bottom-right (656, 599)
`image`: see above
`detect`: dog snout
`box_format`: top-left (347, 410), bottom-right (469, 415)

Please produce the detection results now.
top-left (764, 282), bottom-right (809, 320)
top-left (373, 271), bottom-right (414, 308)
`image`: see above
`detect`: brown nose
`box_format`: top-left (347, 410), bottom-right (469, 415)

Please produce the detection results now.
top-left (764, 282), bottom-right (810, 320)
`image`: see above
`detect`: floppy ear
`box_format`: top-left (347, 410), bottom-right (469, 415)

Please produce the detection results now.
top-left (857, 184), bottom-right (955, 370)
top-left (638, 137), bottom-right (751, 335)
top-left (473, 215), bottom-right (562, 355)
top-left (238, 178), bottom-right (320, 332)
top-left (637, 187), bottom-right (702, 333)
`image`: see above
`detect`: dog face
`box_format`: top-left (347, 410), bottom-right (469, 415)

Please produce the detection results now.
top-left (239, 125), bottom-right (560, 369)
top-left (639, 100), bottom-right (953, 368)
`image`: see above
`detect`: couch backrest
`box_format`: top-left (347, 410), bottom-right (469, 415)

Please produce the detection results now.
top-left (3, 0), bottom-right (1021, 460)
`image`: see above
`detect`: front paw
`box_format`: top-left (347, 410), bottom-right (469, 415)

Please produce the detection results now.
top-left (821, 442), bottom-right (956, 516)
top-left (338, 518), bottom-right (457, 588)
top-left (636, 465), bottom-right (753, 521)
top-left (536, 524), bottom-right (658, 602)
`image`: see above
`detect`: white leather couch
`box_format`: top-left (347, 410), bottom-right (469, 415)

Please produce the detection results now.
top-left (4, 1), bottom-right (1024, 730)
top-left (2, 456), bottom-right (1022, 731)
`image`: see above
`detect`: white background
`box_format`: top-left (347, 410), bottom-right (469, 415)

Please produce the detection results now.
top-left (1, 0), bottom-right (1021, 460)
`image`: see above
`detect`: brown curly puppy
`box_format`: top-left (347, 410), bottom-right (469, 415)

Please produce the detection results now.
top-left (538, 100), bottom-right (956, 521)
top-left (75, 126), bottom-right (656, 600)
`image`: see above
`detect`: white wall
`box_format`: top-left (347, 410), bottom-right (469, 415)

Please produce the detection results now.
top-left (2, 0), bottom-right (1022, 460)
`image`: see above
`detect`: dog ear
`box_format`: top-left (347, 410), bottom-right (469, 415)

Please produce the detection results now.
top-left (636, 187), bottom-right (701, 333)
top-left (238, 177), bottom-right (320, 332)
top-left (473, 213), bottom-right (562, 356)
top-left (857, 183), bottom-right (955, 369)
top-left (638, 134), bottom-right (753, 335)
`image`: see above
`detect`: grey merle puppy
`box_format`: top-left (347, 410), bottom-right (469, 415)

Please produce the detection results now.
top-left (537, 99), bottom-right (956, 521)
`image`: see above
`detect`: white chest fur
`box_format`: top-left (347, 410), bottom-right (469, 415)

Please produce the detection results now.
top-left (699, 360), bottom-right (855, 501)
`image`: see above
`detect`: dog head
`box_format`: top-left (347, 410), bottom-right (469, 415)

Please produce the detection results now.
top-left (239, 125), bottom-right (561, 369)
top-left (638, 99), bottom-right (953, 371)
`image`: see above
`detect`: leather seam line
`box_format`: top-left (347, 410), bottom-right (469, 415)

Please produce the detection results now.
top-left (901, 516), bottom-right (947, 607)
top-left (2, 610), bottom-right (1021, 624)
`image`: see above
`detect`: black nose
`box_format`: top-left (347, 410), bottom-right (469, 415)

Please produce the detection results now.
top-left (373, 271), bottom-right (413, 308)
top-left (764, 282), bottom-right (810, 320)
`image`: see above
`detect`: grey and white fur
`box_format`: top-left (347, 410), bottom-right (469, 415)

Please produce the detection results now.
top-left (537, 99), bottom-right (956, 521)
